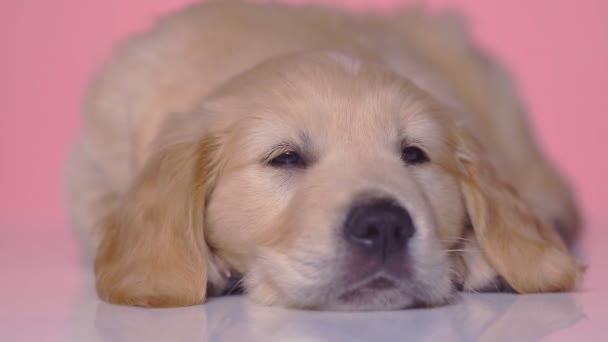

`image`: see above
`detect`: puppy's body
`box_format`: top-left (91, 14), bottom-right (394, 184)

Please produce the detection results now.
top-left (67, 1), bottom-right (582, 310)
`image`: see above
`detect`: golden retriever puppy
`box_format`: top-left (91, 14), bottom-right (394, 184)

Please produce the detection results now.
top-left (66, 0), bottom-right (584, 310)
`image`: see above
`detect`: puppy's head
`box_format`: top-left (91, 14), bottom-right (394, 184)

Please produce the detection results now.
top-left (95, 52), bottom-right (583, 310)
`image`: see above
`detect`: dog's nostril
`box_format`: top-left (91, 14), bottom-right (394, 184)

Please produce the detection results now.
top-left (344, 197), bottom-right (414, 260)
top-left (351, 223), bottom-right (379, 242)
top-left (395, 226), bottom-right (406, 239)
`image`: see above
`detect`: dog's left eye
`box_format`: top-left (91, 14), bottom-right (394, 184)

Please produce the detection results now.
top-left (401, 146), bottom-right (429, 165)
top-left (269, 151), bottom-right (306, 168)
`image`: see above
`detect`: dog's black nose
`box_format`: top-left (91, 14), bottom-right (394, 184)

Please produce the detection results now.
top-left (344, 198), bottom-right (414, 261)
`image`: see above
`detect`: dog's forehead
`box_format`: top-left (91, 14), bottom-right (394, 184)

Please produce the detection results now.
top-left (221, 53), bottom-right (447, 159)
top-left (282, 83), bottom-right (404, 148)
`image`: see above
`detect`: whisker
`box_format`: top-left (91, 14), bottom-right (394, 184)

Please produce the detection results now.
top-left (441, 249), bottom-right (472, 253)
top-left (440, 237), bottom-right (474, 243)
top-left (464, 284), bottom-right (480, 295)
top-left (447, 268), bottom-right (462, 278)
top-left (225, 278), bottom-right (245, 296)
top-left (488, 277), bottom-right (500, 292)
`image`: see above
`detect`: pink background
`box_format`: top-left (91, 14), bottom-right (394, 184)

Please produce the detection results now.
top-left (1, 0), bottom-right (606, 227)
top-left (0, 2), bottom-right (606, 340)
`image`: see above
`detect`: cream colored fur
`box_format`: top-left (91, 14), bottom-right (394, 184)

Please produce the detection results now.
top-left (66, 1), bottom-right (583, 309)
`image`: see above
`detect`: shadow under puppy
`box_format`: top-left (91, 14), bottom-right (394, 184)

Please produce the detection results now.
top-left (66, 0), bottom-right (584, 310)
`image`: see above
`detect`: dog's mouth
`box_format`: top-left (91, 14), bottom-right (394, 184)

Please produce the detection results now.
top-left (337, 274), bottom-right (399, 301)
top-left (323, 269), bottom-right (453, 311)
top-left (360, 277), bottom-right (396, 290)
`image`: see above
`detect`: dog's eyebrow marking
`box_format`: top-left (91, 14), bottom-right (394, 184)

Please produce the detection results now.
top-left (261, 132), bottom-right (311, 164)
top-left (397, 128), bottom-right (426, 149)
top-left (262, 141), bottom-right (294, 162)
top-left (299, 131), bottom-right (311, 149)
top-left (401, 135), bottom-right (426, 149)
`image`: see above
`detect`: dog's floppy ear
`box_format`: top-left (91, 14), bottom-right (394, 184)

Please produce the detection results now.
top-left (94, 117), bottom-right (221, 308)
top-left (453, 127), bottom-right (584, 293)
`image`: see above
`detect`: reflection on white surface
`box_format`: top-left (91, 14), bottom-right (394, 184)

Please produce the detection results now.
top-left (1, 225), bottom-right (606, 342)
top-left (65, 273), bottom-right (584, 342)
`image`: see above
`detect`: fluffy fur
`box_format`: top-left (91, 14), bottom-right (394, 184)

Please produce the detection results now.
top-left (66, 0), bottom-right (584, 310)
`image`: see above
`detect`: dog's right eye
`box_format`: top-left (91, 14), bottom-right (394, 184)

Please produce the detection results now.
top-left (269, 151), bottom-right (306, 168)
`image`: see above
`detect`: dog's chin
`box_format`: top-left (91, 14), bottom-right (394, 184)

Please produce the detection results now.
top-left (325, 286), bottom-right (417, 311)
top-left (320, 277), bottom-right (451, 311)
top-left (266, 273), bottom-right (454, 312)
